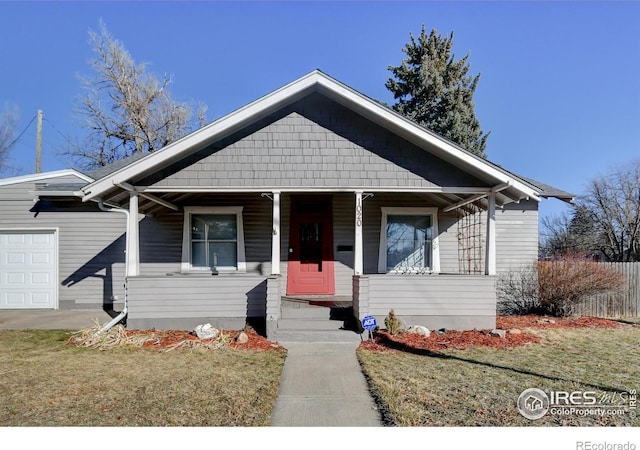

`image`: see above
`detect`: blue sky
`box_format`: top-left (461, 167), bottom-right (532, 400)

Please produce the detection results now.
top-left (1, 1), bottom-right (639, 223)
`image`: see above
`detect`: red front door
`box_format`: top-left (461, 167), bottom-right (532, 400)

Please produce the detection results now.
top-left (286, 196), bottom-right (335, 295)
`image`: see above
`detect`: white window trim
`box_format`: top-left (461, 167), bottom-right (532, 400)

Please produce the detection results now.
top-left (378, 207), bottom-right (440, 274)
top-left (181, 206), bottom-right (246, 273)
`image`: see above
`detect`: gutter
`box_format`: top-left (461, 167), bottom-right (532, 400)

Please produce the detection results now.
top-left (94, 201), bottom-right (130, 336)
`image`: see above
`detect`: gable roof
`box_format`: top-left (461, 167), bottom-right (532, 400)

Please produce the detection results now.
top-left (0, 169), bottom-right (93, 187)
top-left (80, 70), bottom-right (557, 204)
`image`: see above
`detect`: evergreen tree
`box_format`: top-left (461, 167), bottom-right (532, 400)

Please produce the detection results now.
top-left (386, 26), bottom-right (490, 158)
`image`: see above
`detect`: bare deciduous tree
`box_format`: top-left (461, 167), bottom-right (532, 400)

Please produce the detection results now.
top-left (580, 160), bottom-right (640, 262)
top-left (0, 103), bottom-right (19, 174)
top-left (540, 160), bottom-right (640, 262)
top-left (68, 21), bottom-right (207, 170)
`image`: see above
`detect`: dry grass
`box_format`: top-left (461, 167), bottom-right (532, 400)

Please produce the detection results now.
top-left (0, 329), bottom-right (286, 426)
top-left (357, 326), bottom-right (640, 426)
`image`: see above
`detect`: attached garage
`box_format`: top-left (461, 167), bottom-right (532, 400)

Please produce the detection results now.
top-left (0, 230), bottom-right (57, 309)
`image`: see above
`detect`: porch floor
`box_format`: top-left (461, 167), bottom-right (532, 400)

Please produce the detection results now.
top-left (281, 295), bottom-right (353, 309)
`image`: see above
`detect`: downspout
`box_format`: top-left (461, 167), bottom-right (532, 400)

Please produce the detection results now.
top-left (94, 201), bottom-right (130, 336)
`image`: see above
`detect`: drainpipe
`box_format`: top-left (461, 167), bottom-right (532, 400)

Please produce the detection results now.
top-left (94, 201), bottom-right (130, 336)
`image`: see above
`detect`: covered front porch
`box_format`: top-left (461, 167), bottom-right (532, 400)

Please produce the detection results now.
top-left (109, 185), bottom-right (510, 337)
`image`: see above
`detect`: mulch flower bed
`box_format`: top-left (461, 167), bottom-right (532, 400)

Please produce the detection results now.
top-left (359, 315), bottom-right (626, 353)
top-left (496, 314), bottom-right (623, 330)
top-left (125, 327), bottom-right (285, 351)
top-left (69, 324), bottom-right (285, 352)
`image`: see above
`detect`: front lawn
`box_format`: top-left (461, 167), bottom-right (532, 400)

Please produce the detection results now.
top-left (0, 330), bottom-right (286, 426)
top-left (357, 320), bottom-right (640, 426)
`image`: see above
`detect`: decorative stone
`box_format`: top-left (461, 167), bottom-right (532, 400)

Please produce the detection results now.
top-left (537, 318), bottom-right (557, 324)
top-left (194, 323), bottom-right (220, 340)
top-left (235, 331), bottom-right (249, 344)
top-left (406, 325), bottom-right (431, 337)
top-left (490, 329), bottom-right (506, 338)
top-left (509, 328), bottom-right (523, 335)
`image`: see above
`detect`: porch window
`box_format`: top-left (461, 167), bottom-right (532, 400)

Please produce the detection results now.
top-left (182, 207), bottom-right (246, 272)
top-left (378, 207), bottom-right (440, 274)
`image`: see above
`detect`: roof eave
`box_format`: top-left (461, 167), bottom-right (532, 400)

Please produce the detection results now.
top-left (0, 169), bottom-right (93, 187)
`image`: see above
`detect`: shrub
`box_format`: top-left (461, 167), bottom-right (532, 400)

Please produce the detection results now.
top-left (384, 309), bottom-right (402, 335)
top-left (496, 265), bottom-right (541, 315)
top-left (497, 255), bottom-right (626, 317)
top-left (537, 256), bottom-right (625, 317)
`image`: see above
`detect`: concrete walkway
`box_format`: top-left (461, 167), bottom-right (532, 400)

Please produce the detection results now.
top-left (271, 341), bottom-right (383, 426)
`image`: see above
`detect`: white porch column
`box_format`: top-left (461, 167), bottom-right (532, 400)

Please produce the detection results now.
top-left (271, 191), bottom-right (281, 275)
top-left (485, 192), bottom-right (496, 275)
top-left (127, 191), bottom-right (140, 277)
top-left (354, 190), bottom-right (363, 275)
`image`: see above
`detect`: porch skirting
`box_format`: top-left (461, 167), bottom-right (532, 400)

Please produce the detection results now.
top-left (126, 274), bottom-right (269, 330)
top-left (353, 274), bottom-right (497, 330)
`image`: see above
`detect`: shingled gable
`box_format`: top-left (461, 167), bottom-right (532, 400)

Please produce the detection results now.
top-left (80, 70), bottom-right (541, 205)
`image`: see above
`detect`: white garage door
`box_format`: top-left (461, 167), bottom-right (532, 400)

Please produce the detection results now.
top-left (0, 231), bottom-right (57, 309)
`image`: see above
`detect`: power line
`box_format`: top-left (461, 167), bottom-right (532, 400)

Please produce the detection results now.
top-left (43, 116), bottom-right (76, 148)
top-left (4, 114), bottom-right (37, 152)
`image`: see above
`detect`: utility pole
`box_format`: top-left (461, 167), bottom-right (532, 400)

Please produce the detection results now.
top-left (35, 109), bottom-right (43, 173)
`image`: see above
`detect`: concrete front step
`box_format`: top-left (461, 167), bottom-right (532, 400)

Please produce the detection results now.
top-left (272, 329), bottom-right (364, 343)
top-left (280, 306), bottom-right (331, 320)
top-left (277, 318), bottom-right (348, 331)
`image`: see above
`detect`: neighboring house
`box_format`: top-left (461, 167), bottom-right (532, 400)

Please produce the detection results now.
top-left (0, 70), bottom-right (573, 338)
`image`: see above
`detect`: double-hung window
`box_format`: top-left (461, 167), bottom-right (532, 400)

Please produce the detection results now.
top-left (378, 207), bottom-right (440, 273)
top-left (182, 207), bottom-right (246, 272)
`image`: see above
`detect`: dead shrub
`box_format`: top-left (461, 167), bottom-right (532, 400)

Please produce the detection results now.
top-left (384, 309), bottom-right (402, 335)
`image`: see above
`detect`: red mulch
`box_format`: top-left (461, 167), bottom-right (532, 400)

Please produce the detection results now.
top-left (126, 327), bottom-right (285, 351)
top-left (118, 316), bottom-right (624, 353)
top-left (359, 315), bottom-right (625, 353)
top-left (496, 315), bottom-right (623, 330)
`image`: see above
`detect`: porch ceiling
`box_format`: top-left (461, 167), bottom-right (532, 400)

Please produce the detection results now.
top-left (98, 187), bottom-right (514, 216)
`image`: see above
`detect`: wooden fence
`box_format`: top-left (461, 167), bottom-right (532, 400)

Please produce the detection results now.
top-left (573, 262), bottom-right (640, 317)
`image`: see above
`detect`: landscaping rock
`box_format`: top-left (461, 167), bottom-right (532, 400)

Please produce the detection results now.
top-left (537, 318), bottom-right (556, 324)
top-left (490, 329), bottom-right (506, 338)
top-left (194, 323), bottom-right (220, 340)
top-left (235, 331), bottom-right (249, 344)
top-left (508, 328), bottom-right (522, 335)
top-left (406, 325), bottom-right (431, 337)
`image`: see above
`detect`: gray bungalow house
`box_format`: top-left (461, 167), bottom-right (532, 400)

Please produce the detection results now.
top-left (0, 70), bottom-right (572, 339)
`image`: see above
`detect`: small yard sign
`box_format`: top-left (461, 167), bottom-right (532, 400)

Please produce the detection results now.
top-left (362, 315), bottom-right (377, 331)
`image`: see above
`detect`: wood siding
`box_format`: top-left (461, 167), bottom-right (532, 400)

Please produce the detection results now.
top-left (496, 200), bottom-right (538, 272)
top-left (0, 179), bottom-right (127, 309)
top-left (358, 274), bottom-right (497, 330)
top-left (127, 275), bottom-right (267, 329)
top-left (139, 94), bottom-right (486, 190)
